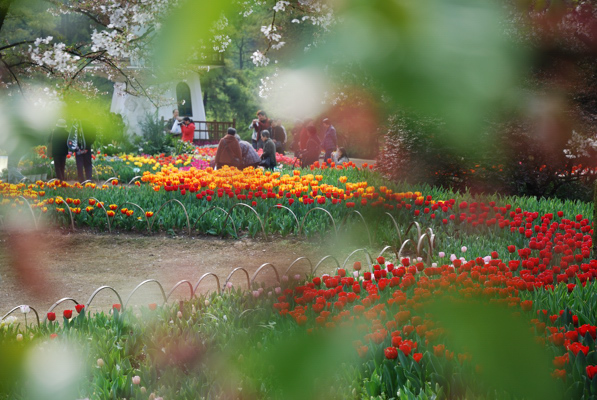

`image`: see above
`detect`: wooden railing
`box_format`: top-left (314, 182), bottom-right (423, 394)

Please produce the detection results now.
top-left (193, 119), bottom-right (236, 144)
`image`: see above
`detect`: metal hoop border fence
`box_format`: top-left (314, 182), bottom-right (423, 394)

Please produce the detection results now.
top-left (0, 240), bottom-right (435, 328)
top-left (11, 181), bottom-right (435, 252)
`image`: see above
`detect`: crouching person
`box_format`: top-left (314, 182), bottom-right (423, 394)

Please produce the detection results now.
top-left (259, 130), bottom-right (277, 170)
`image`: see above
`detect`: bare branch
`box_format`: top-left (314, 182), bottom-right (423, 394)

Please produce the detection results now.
top-left (65, 50), bottom-right (106, 90)
top-left (0, 40), bottom-right (35, 53)
top-left (263, 10), bottom-right (277, 55)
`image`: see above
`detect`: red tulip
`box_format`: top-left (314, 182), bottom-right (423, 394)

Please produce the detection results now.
top-left (520, 300), bottom-right (533, 312)
top-left (75, 304), bottom-right (85, 313)
top-left (587, 365), bottom-right (597, 380)
top-left (568, 342), bottom-right (589, 356)
top-left (47, 312), bottom-right (56, 321)
top-left (413, 353), bottom-right (423, 363)
top-left (399, 343), bottom-right (412, 356)
top-left (148, 303), bottom-right (157, 311)
top-left (63, 310), bottom-right (72, 319)
top-left (553, 354), bottom-right (569, 368)
top-left (549, 369), bottom-right (566, 381)
top-left (384, 347), bottom-right (398, 359)
top-left (113, 304), bottom-right (121, 311)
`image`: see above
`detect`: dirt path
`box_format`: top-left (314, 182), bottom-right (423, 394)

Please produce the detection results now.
top-left (0, 230), bottom-right (364, 321)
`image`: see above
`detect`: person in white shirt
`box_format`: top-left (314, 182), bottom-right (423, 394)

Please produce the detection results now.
top-left (167, 109), bottom-right (182, 136)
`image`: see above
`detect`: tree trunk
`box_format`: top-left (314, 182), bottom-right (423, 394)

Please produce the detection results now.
top-left (0, 0), bottom-right (14, 32)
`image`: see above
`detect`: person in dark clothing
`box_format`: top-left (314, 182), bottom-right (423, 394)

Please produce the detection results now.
top-left (75, 120), bottom-right (96, 182)
top-left (259, 130), bottom-right (277, 170)
top-left (49, 119), bottom-right (69, 181)
top-left (321, 118), bottom-right (337, 163)
top-left (299, 125), bottom-right (320, 167)
top-left (250, 110), bottom-right (271, 150)
top-left (271, 119), bottom-right (287, 154)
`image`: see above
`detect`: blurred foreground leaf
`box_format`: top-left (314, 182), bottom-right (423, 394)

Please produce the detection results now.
top-left (153, 0), bottom-right (234, 73)
top-left (225, 328), bottom-right (355, 400)
top-left (313, 0), bottom-right (523, 151)
top-left (428, 298), bottom-right (562, 400)
top-left (0, 344), bottom-right (26, 396)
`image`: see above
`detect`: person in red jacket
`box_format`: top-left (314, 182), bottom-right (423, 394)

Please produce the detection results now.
top-left (181, 117), bottom-right (195, 143)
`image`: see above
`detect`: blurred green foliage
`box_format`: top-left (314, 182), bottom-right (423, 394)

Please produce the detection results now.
top-left (312, 0), bottom-right (522, 153)
top-left (428, 298), bottom-right (561, 400)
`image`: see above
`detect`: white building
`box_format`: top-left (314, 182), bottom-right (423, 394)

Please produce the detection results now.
top-left (110, 72), bottom-right (208, 139)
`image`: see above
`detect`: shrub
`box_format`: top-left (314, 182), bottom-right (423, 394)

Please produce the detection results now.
top-left (377, 113), bottom-right (597, 201)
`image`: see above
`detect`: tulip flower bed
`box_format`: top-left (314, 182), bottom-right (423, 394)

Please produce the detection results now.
top-left (2, 245), bottom-right (597, 399)
top-left (91, 148), bottom-right (298, 183)
top-left (91, 149), bottom-right (218, 182)
top-left (1, 165), bottom-right (436, 240)
top-left (1, 163), bottom-right (595, 259)
top-left (4, 159), bottom-right (597, 397)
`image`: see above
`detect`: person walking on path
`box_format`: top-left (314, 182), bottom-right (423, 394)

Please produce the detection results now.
top-left (49, 119), bottom-right (69, 181)
top-left (259, 130), bottom-right (277, 170)
top-left (321, 118), bottom-right (337, 163)
top-left (75, 120), bottom-right (96, 182)
top-left (250, 110), bottom-right (271, 150)
top-left (214, 127), bottom-right (243, 169)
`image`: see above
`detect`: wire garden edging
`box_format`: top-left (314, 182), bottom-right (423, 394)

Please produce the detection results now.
top-left (0, 240), bottom-right (435, 328)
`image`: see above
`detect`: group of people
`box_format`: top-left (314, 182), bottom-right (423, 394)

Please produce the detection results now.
top-left (212, 110), bottom-right (349, 171)
top-left (250, 110), bottom-right (349, 168)
top-left (249, 110), bottom-right (287, 154)
top-left (49, 118), bottom-right (95, 182)
top-left (166, 109), bottom-right (195, 143)
top-left (290, 117), bottom-right (348, 167)
top-left (213, 127), bottom-right (277, 170)
top-left (165, 107), bottom-right (349, 171)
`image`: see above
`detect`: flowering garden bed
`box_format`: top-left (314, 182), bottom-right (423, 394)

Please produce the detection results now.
top-left (1, 161), bottom-right (597, 399)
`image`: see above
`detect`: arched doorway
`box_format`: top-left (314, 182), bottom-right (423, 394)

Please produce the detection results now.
top-left (176, 82), bottom-right (193, 116)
